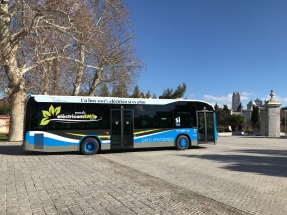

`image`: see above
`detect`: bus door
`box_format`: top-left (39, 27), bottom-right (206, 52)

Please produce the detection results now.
top-left (197, 111), bottom-right (215, 143)
top-left (111, 109), bottom-right (134, 149)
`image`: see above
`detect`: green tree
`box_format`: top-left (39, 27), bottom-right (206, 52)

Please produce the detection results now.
top-left (215, 107), bottom-right (229, 127)
top-left (160, 88), bottom-right (173, 99)
top-left (145, 90), bottom-right (151, 98)
top-left (98, 84), bottom-right (110, 97)
top-left (251, 105), bottom-right (260, 129)
top-left (223, 105), bottom-right (230, 115)
top-left (228, 115), bottom-right (244, 131)
top-left (172, 83), bottom-right (187, 99)
top-left (111, 83), bottom-right (129, 98)
top-left (0, 105), bottom-right (9, 115)
top-left (159, 83), bottom-right (186, 99)
top-left (130, 85), bottom-right (140, 98)
top-left (152, 93), bottom-right (157, 99)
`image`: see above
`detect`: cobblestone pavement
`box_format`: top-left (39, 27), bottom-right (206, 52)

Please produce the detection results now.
top-left (100, 137), bottom-right (287, 215)
top-left (0, 137), bottom-right (286, 214)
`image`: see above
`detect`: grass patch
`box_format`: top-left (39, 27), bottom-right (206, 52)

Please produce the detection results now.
top-left (0, 134), bottom-right (8, 141)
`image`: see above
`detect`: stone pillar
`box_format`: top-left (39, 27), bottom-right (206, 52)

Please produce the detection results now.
top-left (260, 107), bottom-right (267, 136)
top-left (260, 90), bottom-right (281, 137)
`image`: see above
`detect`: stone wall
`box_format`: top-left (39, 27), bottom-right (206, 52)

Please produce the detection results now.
top-left (0, 115), bottom-right (9, 135)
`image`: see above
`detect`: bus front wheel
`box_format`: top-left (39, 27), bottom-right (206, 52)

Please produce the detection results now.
top-left (176, 135), bottom-right (189, 150)
top-left (81, 138), bottom-right (99, 155)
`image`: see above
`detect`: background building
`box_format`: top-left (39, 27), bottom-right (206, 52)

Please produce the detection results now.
top-left (254, 98), bottom-right (263, 107)
top-left (232, 91), bottom-right (241, 111)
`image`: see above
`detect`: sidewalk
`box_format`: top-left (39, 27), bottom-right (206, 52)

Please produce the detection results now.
top-left (0, 142), bottom-right (248, 215)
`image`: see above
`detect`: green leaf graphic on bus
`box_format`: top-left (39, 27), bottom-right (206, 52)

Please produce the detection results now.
top-left (42, 110), bottom-right (51, 118)
top-left (40, 105), bottom-right (61, 125)
top-left (40, 118), bottom-right (50, 125)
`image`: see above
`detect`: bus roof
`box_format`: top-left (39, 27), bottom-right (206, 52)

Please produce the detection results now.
top-left (30, 95), bottom-right (214, 109)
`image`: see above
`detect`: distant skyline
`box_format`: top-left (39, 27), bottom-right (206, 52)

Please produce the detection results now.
top-left (124, 0), bottom-right (287, 108)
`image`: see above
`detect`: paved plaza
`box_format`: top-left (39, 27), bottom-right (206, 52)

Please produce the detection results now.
top-left (0, 136), bottom-right (286, 214)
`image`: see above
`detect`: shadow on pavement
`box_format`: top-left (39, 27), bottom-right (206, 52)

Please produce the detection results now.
top-left (178, 149), bottom-right (287, 178)
top-left (100, 146), bottom-right (206, 154)
top-left (0, 144), bottom-right (207, 156)
top-left (0, 145), bottom-right (76, 156)
top-left (236, 149), bottom-right (287, 156)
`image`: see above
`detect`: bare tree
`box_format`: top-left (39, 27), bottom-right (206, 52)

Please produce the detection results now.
top-left (68, 0), bottom-right (142, 96)
top-left (0, 0), bottom-right (142, 141)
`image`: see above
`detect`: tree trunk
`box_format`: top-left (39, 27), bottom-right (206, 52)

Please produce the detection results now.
top-left (1, 1), bottom-right (25, 141)
top-left (8, 89), bottom-right (25, 141)
top-left (73, 66), bottom-right (84, 96)
top-left (5, 60), bottom-right (26, 141)
top-left (4, 54), bottom-right (26, 142)
top-left (52, 60), bottom-right (60, 95)
top-left (73, 44), bottom-right (85, 96)
top-left (40, 63), bottom-right (49, 95)
top-left (88, 68), bottom-right (103, 96)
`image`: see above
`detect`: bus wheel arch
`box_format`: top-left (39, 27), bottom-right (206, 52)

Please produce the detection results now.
top-left (80, 137), bottom-right (100, 155)
top-left (176, 135), bottom-right (190, 150)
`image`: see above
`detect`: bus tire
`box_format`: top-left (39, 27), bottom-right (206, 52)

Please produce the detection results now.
top-left (80, 138), bottom-right (99, 155)
top-left (176, 135), bottom-right (189, 150)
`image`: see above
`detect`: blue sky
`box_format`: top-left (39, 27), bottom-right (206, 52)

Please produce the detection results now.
top-left (124, 0), bottom-right (287, 108)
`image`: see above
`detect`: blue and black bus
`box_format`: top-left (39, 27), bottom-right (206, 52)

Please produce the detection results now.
top-left (23, 95), bottom-right (217, 155)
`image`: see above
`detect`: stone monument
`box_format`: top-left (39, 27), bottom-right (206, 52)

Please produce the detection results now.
top-left (260, 90), bottom-right (281, 137)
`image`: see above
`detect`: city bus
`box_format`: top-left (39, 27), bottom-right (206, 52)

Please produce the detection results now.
top-left (22, 95), bottom-right (218, 155)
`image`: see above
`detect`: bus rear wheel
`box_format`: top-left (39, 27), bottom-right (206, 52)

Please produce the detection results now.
top-left (81, 138), bottom-right (99, 155)
top-left (176, 135), bottom-right (189, 150)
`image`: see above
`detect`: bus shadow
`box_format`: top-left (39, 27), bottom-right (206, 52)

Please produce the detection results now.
top-left (100, 146), bottom-right (207, 154)
top-left (0, 145), bottom-right (207, 156)
top-left (0, 145), bottom-right (77, 156)
top-left (101, 147), bottom-right (171, 154)
top-left (178, 149), bottom-right (287, 178)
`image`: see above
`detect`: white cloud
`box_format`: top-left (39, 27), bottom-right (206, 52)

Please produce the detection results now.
top-left (189, 93), bottom-right (194, 98)
top-left (204, 92), bottom-right (252, 108)
top-left (204, 92), bottom-right (251, 102)
top-left (203, 94), bottom-right (232, 108)
top-left (203, 94), bottom-right (232, 103)
top-left (241, 96), bottom-right (249, 101)
top-left (240, 91), bottom-right (252, 101)
top-left (241, 91), bottom-right (253, 96)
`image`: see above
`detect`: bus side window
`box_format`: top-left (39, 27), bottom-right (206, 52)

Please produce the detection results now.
top-left (134, 105), bottom-right (153, 129)
top-left (153, 104), bottom-right (174, 128)
top-left (174, 105), bottom-right (196, 128)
